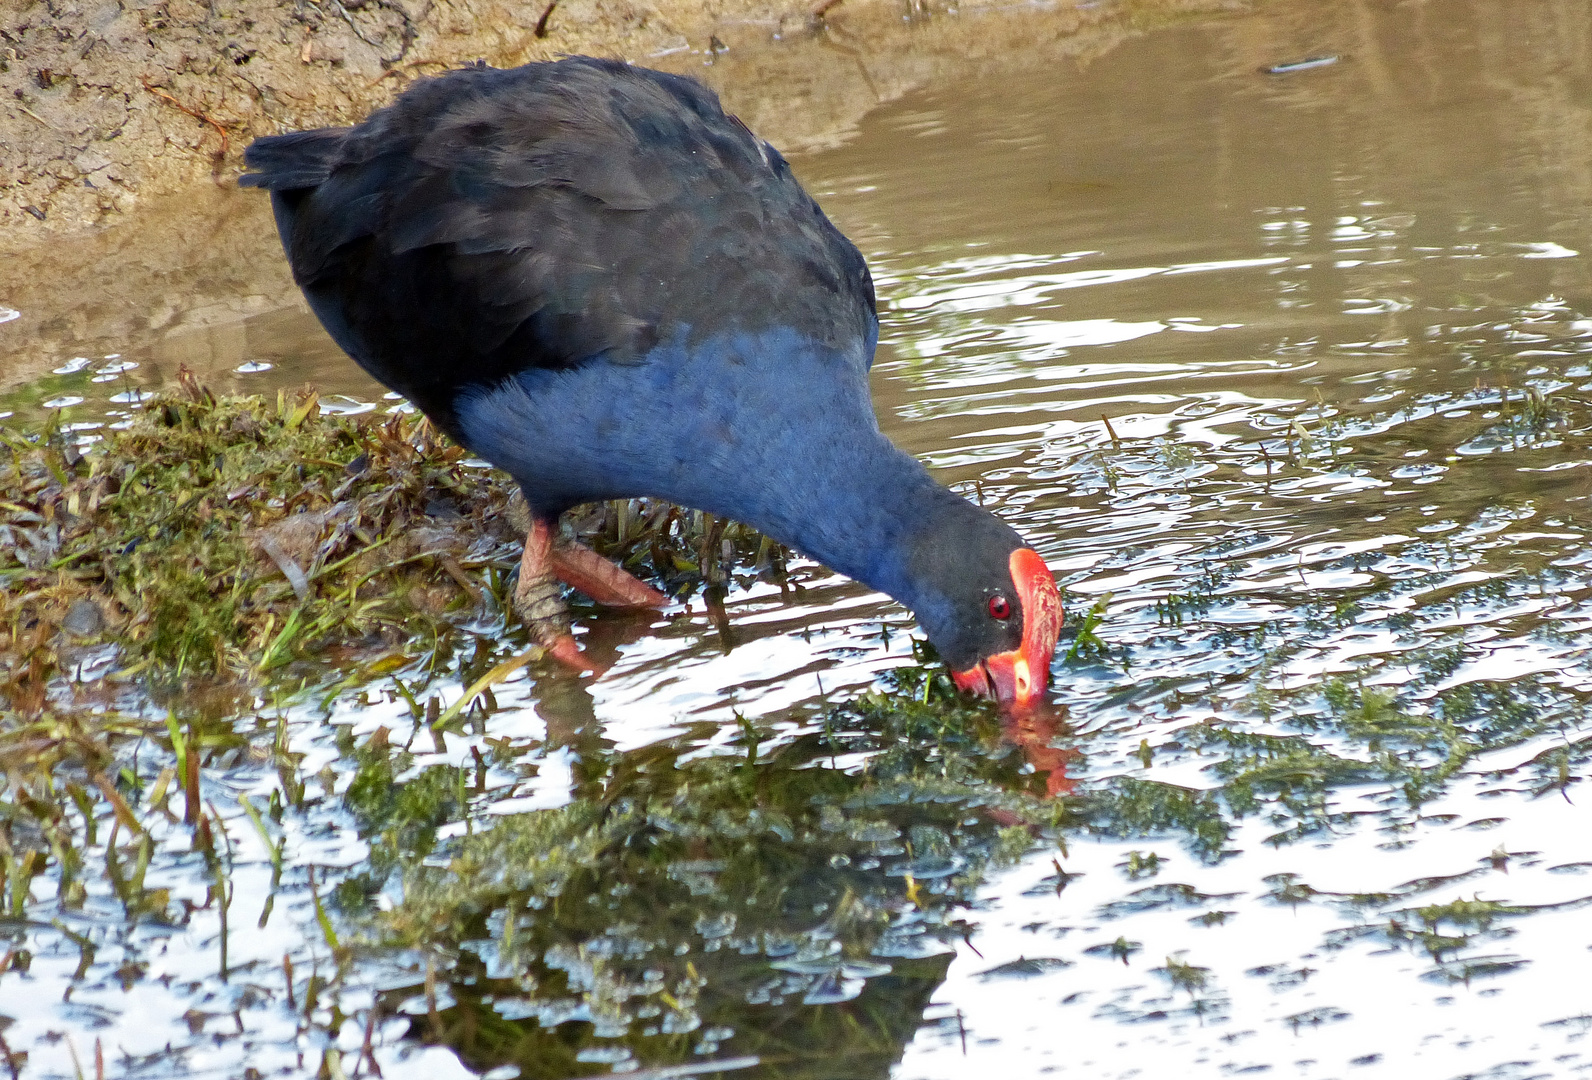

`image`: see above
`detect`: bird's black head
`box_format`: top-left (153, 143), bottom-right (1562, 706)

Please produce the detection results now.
top-left (902, 506), bottom-right (1062, 710)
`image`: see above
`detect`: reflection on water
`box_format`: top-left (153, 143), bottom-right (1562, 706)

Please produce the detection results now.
top-left (8, 1), bottom-right (1592, 1077)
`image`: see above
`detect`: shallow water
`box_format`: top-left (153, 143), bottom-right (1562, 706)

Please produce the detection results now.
top-left (6, 1), bottom-right (1592, 1078)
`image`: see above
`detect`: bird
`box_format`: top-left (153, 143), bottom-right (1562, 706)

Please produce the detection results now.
top-left (239, 56), bottom-right (1062, 708)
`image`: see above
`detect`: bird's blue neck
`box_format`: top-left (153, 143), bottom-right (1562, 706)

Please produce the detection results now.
top-left (757, 419), bottom-right (965, 601)
top-left (761, 426), bottom-right (984, 623)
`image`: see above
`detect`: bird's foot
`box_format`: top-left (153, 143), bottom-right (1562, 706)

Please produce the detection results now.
top-left (512, 521), bottom-right (669, 674)
top-left (513, 521), bottom-right (605, 675)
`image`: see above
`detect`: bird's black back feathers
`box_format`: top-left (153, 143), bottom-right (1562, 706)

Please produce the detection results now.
top-left (241, 58), bottom-right (877, 435)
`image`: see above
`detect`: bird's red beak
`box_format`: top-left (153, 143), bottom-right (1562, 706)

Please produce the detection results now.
top-left (952, 548), bottom-right (1062, 710)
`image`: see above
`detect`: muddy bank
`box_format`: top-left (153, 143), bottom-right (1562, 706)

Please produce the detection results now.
top-left (0, 0), bottom-right (1266, 391)
top-left (7, 0), bottom-right (1591, 400)
top-left (0, 0), bottom-right (1243, 246)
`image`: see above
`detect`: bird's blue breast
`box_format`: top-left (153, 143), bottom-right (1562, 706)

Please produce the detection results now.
top-left (456, 320), bottom-right (974, 626)
top-left (453, 326), bottom-right (891, 558)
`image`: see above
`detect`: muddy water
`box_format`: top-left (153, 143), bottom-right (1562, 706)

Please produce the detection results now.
top-left (7, 1), bottom-right (1592, 1078)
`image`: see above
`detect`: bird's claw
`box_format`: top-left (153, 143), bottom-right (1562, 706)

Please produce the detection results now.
top-left (541, 631), bottom-right (608, 675)
top-left (511, 572), bottom-right (608, 675)
top-left (513, 519), bottom-right (634, 676)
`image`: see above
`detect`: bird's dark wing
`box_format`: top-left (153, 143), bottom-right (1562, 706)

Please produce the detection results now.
top-left (240, 58), bottom-right (878, 433)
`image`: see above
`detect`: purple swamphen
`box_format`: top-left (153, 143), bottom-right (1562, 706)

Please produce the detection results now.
top-left (240, 57), bottom-right (1061, 708)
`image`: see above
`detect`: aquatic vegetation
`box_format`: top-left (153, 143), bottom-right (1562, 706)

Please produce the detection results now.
top-left (1077, 776), bottom-right (1232, 861)
top-left (348, 695), bottom-right (1057, 1077)
top-left (4, 377), bottom-right (514, 701)
top-left (0, 638), bottom-right (1049, 1078)
top-left (10, 354), bottom-right (1592, 1077)
top-left (15, 11), bottom-right (1592, 1072)
top-left (0, 375), bottom-right (787, 706)
top-left (12, 192), bottom-right (1592, 1080)
top-left (0, 367), bottom-right (1058, 1075)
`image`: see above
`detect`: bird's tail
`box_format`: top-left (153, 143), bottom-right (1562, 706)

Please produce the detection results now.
top-left (238, 128), bottom-right (350, 191)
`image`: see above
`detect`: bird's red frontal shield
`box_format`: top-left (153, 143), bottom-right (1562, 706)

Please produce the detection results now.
top-left (952, 548), bottom-right (1062, 709)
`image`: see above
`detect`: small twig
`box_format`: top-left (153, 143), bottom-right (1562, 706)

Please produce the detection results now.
top-left (366, 56), bottom-right (450, 85)
top-left (141, 77), bottom-right (229, 159)
top-left (15, 103), bottom-right (52, 128)
top-left (810, 0), bottom-right (846, 19)
top-left (437, 554), bottom-right (481, 602)
top-left (328, 0), bottom-right (414, 65)
top-left (375, 0), bottom-right (417, 63)
top-left (330, 0), bottom-right (386, 50)
top-left (1101, 413), bottom-right (1122, 448)
top-left (0, 1028), bottom-right (21, 1080)
top-left (534, 0), bottom-right (558, 36)
top-left (424, 953), bottom-right (441, 1039)
top-left (354, 1003), bottom-right (383, 1078)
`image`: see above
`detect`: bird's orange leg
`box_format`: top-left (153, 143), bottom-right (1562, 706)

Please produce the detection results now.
top-left (512, 520), bottom-right (669, 674)
top-left (514, 520), bottom-right (604, 674)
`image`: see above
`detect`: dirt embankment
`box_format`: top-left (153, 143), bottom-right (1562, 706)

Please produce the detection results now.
top-left (0, 0), bottom-right (1245, 249)
top-left (0, 0), bottom-right (1256, 392)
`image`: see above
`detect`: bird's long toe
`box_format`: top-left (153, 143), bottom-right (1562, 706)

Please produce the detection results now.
top-left (551, 539), bottom-right (669, 609)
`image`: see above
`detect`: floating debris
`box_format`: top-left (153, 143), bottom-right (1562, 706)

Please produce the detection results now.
top-left (1263, 54), bottom-right (1341, 75)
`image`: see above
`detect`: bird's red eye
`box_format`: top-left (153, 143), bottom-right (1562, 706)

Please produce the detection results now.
top-left (988, 595), bottom-right (1011, 620)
